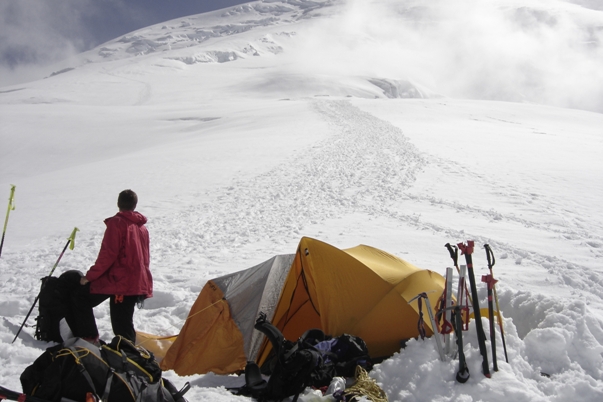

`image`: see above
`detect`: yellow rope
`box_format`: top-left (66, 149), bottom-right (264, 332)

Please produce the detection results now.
top-left (184, 298), bottom-right (225, 320)
top-left (135, 334), bottom-right (178, 348)
top-left (343, 366), bottom-right (388, 402)
top-left (55, 347), bottom-right (90, 364)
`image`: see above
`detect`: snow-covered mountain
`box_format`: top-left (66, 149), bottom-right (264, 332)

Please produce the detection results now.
top-left (1, 0), bottom-right (603, 400)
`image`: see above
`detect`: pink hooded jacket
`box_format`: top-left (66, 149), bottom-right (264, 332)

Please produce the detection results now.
top-left (86, 210), bottom-right (152, 297)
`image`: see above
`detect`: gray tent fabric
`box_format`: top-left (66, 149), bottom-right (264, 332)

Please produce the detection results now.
top-left (213, 254), bottom-right (294, 361)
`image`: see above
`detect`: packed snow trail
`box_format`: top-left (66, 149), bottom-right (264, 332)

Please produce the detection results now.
top-left (149, 99), bottom-right (427, 269)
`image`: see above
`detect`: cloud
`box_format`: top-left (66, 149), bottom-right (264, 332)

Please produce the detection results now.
top-left (0, 0), bottom-right (250, 87)
top-left (3, 0), bottom-right (602, 112)
top-left (0, 0), bottom-right (186, 86)
top-left (0, 0), bottom-right (97, 85)
top-left (280, 0), bottom-right (603, 112)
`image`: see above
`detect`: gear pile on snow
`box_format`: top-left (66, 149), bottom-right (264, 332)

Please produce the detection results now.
top-left (232, 312), bottom-right (374, 402)
top-left (18, 336), bottom-right (190, 402)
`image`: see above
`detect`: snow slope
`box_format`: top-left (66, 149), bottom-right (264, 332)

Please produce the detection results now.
top-left (1, 0), bottom-right (603, 400)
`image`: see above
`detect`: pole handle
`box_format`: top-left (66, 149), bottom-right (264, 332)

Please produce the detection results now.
top-left (484, 244), bottom-right (495, 269)
top-left (457, 240), bottom-right (474, 256)
top-left (445, 243), bottom-right (458, 267)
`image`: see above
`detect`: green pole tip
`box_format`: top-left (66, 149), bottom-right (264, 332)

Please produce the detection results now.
top-left (8, 185), bottom-right (16, 210)
top-left (68, 227), bottom-right (79, 250)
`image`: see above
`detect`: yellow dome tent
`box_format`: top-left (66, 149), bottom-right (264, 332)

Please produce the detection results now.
top-left (158, 237), bottom-right (445, 376)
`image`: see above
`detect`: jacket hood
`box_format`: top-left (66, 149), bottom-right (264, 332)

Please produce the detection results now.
top-left (113, 210), bottom-right (148, 226)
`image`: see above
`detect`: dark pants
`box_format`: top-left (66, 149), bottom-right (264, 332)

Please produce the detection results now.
top-left (65, 283), bottom-right (139, 342)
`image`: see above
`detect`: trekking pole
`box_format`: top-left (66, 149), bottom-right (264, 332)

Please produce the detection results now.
top-left (12, 227), bottom-right (79, 343)
top-left (485, 244), bottom-right (509, 363)
top-left (0, 184), bottom-right (16, 258)
top-left (452, 265), bottom-right (470, 382)
top-left (449, 305), bottom-right (469, 383)
top-left (481, 273), bottom-right (498, 372)
top-left (458, 240), bottom-right (491, 378)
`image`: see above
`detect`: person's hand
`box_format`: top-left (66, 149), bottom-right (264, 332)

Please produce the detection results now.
top-left (80, 277), bottom-right (89, 285)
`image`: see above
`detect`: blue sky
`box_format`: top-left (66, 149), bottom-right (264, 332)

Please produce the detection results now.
top-left (0, 0), bottom-right (249, 86)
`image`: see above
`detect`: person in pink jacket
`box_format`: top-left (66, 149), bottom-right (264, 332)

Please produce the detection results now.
top-left (67, 189), bottom-right (152, 344)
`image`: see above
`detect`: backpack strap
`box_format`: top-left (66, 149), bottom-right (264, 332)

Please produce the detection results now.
top-left (101, 370), bottom-right (114, 402)
top-left (244, 362), bottom-right (267, 390)
top-left (67, 346), bottom-right (101, 401)
top-left (254, 312), bottom-right (286, 359)
top-left (298, 328), bottom-right (325, 345)
top-left (162, 378), bottom-right (191, 402)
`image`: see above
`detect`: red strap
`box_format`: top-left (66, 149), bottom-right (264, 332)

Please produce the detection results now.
top-left (440, 320), bottom-right (454, 335)
top-left (481, 274), bottom-right (498, 290)
top-left (462, 307), bottom-right (470, 331)
top-left (115, 295), bottom-right (124, 303)
top-left (435, 292), bottom-right (454, 335)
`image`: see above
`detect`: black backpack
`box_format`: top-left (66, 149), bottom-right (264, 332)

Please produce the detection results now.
top-left (34, 270), bottom-right (82, 343)
top-left (328, 333), bottom-right (372, 378)
top-left (235, 313), bottom-right (372, 402)
top-left (102, 335), bottom-right (164, 385)
top-left (242, 314), bottom-right (326, 401)
top-left (20, 337), bottom-right (190, 402)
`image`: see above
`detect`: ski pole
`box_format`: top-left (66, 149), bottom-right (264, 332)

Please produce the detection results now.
top-left (12, 227), bottom-right (79, 343)
top-left (458, 240), bottom-right (491, 378)
top-left (485, 244), bottom-right (509, 363)
top-left (0, 184), bottom-right (16, 258)
top-left (482, 273), bottom-right (498, 371)
top-left (450, 305), bottom-right (469, 383)
top-left (447, 265), bottom-right (470, 383)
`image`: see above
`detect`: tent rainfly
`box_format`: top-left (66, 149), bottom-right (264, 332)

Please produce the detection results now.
top-left (159, 237), bottom-right (445, 375)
